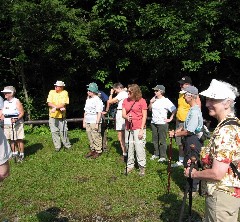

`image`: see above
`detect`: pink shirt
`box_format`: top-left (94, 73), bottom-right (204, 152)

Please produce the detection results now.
top-left (122, 98), bottom-right (147, 130)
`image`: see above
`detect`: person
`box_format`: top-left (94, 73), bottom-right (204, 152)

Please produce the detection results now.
top-left (83, 82), bottom-right (104, 159)
top-left (172, 76), bottom-right (201, 167)
top-left (0, 96), bottom-right (4, 128)
top-left (148, 85), bottom-right (176, 162)
top-left (47, 80), bottom-right (71, 152)
top-left (1, 86), bottom-right (25, 161)
top-left (106, 83), bottom-right (128, 161)
top-left (122, 84), bottom-right (147, 176)
top-left (169, 85), bottom-right (203, 192)
top-left (184, 79), bottom-right (240, 222)
top-left (0, 127), bottom-right (11, 181)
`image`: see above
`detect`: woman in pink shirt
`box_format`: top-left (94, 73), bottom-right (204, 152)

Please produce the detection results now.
top-left (122, 84), bottom-right (147, 176)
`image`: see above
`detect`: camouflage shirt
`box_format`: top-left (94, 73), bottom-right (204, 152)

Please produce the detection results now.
top-left (200, 115), bottom-right (240, 197)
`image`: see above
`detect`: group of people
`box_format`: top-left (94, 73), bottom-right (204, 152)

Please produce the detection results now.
top-left (0, 77), bottom-right (240, 221)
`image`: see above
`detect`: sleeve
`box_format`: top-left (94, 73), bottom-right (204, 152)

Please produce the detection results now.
top-left (166, 99), bottom-right (176, 112)
top-left (213, 126), bottom-right (240, 164)
top-left (141, 98), bottom-right (148, 110)
top-left (46, 90), bottom-right (53, 103)
top-left (185, 109), bottom-right (200, 133)
top-left (62, 91), bottom-right (69, 105)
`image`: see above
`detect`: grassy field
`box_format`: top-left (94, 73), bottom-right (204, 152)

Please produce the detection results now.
top-left (0, 125), bottom-right (205, 222)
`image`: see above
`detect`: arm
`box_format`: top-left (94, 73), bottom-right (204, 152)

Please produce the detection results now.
top-left (138, 109), bottom-right (147, 139)
top-left (0, 161), bottom-right (10, 182)
top-left (165, 109), bottom-right (176, 123)
top-left (148, 97), bottom-right (156, 111)
top-left (185, 159), bottom-right (229, 181)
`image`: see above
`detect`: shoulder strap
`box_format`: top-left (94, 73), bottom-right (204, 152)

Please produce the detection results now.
top-left (126, 101), bottom-right (136, 115)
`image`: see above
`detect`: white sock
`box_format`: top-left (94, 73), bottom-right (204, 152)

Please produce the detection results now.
top-left (20, 152), bottom-right (24, 157)
top-left (123, 152), bottom-right (127, 156)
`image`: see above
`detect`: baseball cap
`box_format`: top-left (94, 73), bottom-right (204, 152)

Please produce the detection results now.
top-left (180, 85), bottom-right (198, 95)
top-left (152, 85), bottom-right (165, 92)
top-left (200, 79), bottom-right (237, 100)
top-left (178, 76), bottom-right (192, 85)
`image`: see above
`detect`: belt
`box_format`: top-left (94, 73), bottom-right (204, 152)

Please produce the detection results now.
top-left (117, 109), bottom-right (122, 110)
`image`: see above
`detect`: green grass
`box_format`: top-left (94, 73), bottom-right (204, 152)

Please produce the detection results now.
top-left (0, 126), bottom-right (205, 222)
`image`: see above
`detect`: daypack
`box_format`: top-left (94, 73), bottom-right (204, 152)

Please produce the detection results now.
top-left (199, 125), bottom-right (211, 143)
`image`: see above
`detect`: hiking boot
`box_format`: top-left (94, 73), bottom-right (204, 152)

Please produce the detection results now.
top-left (91, 152), bottom-right (102, 159)
top-left (171, 161), bottom-right (183, 167)
top-left (139, 167), bottom-right (145, 177)
top-left (85, 150), bottom-right (96, 158)
top-left (150, 155), bottom-right (159, 160)
top-left (125, 167), bottom-right (134, 175)
top-left (18, 155), bottom-right (24, 163)
top-left (158, 157), bottom-right (166, 163)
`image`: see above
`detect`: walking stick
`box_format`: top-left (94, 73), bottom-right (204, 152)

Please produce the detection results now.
top-left (125, 115), bottom-right (132, 176)
top-left (167, 136), bottom-right (173, 193)
top-left (11, 121), bottom-right (17, 163)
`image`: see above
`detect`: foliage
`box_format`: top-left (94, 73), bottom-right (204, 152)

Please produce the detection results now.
top-left (0, 128), bottom-right (206, 221)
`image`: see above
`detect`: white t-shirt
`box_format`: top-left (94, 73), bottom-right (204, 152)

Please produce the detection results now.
top-left (151, 97), bottom-right (176, 124)
top-left (84, 96), bottom-right (103, 123)
top-left (115, 90), bottom-right (128, 109)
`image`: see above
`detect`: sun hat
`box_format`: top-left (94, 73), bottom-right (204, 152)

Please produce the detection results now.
top-left (200, 79), bottom-right (237, 100)
top-left (54, 81), bottom-right (65, 87)
top-left (87, 82), bottom-right (99, 93)
top-left (152, 85), bottom-right (165, 92)
top-left (178, 76), bottom-right (192, 85)
top-left (1, 86), bottom-right (16, 94)
top-left (180, 85), bottom-right (198, 95)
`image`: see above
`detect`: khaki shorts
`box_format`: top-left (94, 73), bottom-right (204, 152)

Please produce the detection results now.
top-left (4, 123), bottom-right (25, 140)
top-left (115, 110), bottom-right (125, 131)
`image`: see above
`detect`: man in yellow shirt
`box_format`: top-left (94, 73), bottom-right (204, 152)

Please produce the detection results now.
top-left (172, 76), bottom-right (201, 167)
top-left (47, 80), bottom-right (71, 151)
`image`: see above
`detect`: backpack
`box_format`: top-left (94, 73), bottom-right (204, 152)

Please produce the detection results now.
top-left (199, 125), bottom-right (211, 143)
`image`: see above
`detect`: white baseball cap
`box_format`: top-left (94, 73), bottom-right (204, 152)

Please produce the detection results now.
top-left (1, 86), bottom-right (16, 94)
top-left (200, 79), bottom-right (237, 100)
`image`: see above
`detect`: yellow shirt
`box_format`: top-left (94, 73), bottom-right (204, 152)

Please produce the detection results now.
top-left (47, 90), bottom-right (69, 118)
top-left (176, 93), bottom-right (190, 121)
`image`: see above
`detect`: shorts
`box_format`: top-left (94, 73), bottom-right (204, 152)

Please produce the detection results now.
top-left (4, 123), bottom-right (25, 140)
top-left (175, 119), bottom-right (184, 146)
top-left (115, 110), bottom-right (125, 131)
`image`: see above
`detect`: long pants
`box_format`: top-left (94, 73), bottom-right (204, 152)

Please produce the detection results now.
top-left (205, 190), bottom-right (240, 222)
top-left (86, 123), bottom-right (102, 153)
top-left (151, 123), bottom-right (168, 158)
top-left (49, 117), bottom-right (71, 149)
top-left (125, 129), bottom-right (146, 169)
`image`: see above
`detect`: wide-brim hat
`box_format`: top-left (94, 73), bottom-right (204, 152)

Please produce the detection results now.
top-left (1, 86), bottom-right (16, 94)
top-left (180, 85), bottom-right (198, 95)
top-left (200, 79), bottom-right (236, 100)
top-left (87, 82), bottom-right (99, 93)
top-left (54, 80), bottom-right (65, 87)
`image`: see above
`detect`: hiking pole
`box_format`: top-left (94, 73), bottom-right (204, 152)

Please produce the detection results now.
top-left (167, 136), bottom-right (173, 194)
top-left (125, 115), bottom-right (132, 176)
top-left (11, 121), bottom-right (17, 163)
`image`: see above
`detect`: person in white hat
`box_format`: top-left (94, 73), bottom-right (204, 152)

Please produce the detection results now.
top-left (1, 86), bottom-right (25, 162)
top-left (148, 84), bottom-right (176, 162)
top-left (184, 79), bottom-right (240, 222)
top-left (47, 81), bottom-right (71, 151)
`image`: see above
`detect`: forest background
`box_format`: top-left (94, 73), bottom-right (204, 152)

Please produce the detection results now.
top-left (1, 0), bottom-right (240, 124)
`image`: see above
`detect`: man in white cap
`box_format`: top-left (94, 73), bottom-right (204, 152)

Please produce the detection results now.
top-left (169, 85), bottom-right (203, 192)
top-left (47, 81), bottom-right (71, 151)
top-left (184, 79), bottom-right (240, 222)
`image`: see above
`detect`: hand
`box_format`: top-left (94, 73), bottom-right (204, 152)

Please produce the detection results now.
top-left (60, 107), bottom-right (66, 111)
top-left (150, 97), bottom-right (156, 103)
top-left (169, 130), bottom-right (175, 138)
top-left (51, 107), bottom-right (56, 113)
top-left (184, 167), bottom-right (197, 178)
top-left (110, 89), bottom-right (114, 95)
top-left (164, 118), bottom-right (171, 123)
top-left (138, 129), bottom-right (143, 139)
top-left (11, 118), bottom-right (18, 123)
top-left (95, 124), bottom-right (99, 131)
top-left (83, 122), bottom-right (86, 128)
top-left (102, 111), bottom-right (107, 115)
top-left (128, 114), bottom-right (132, 122)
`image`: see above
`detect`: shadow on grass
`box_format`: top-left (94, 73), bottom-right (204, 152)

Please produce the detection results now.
top-left (69, 137), bottom-right (80, 145)
top-left (24, 141), bottom-right (44, 157)
top-left (37, 207), bottom-right (68, 222)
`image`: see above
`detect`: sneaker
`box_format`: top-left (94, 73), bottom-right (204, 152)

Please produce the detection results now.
top-left (158, 158), bottom-right (166, 162)
top-left (91, 152), bottom-right (102, 159)
top-left (171, 161), bottom-right (183, 167)
top-left (125, 167), bottom-right (134, 175)
top-left (139, 167), bottom-right (145, 177)
top-left (150, 155), bottom-right (159, 160)
top-left (18, 155), bottom-right (24, 162)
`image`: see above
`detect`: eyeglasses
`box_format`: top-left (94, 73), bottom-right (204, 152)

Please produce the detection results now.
top-left (154, 90), bottom-right (159, 92)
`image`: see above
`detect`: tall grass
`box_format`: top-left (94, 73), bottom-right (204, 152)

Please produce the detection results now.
top-left (0, 126), bottom-right (205, 222)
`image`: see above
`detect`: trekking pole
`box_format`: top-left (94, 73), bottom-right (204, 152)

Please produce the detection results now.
top-left (125, 114), bottom-right (132, 176)
top-left (11, 121), bottom-right (17, 163)
top-left (178, 156), bottom-right (197, 222)
top-left (167, 136), bottom-right (173, 193)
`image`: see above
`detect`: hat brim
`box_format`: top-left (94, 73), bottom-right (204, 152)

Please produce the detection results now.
top-left (1, 90), bottom-right (13, 93)
top-left (179, 90), bottom-right (187, 94)
top-left (152, 87), bottom-right (159, 90)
